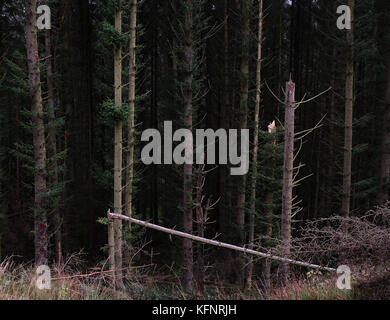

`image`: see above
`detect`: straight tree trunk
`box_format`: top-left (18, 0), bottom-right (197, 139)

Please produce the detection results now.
top-left (379, 60), bottom-right (390, 204)
top-left (263, 124), bottom-right (277, 296)
top-left (125, 0), bottom-right (137, 235)
top-left (182, 0), bottom-right (194, 292)
top-left (44, 27), bottom-right (62, 265)
top-left (277, 2), bottom-right (283, 117)
top-left (25, 0), bottom-right (48, 266)
top-left (219, 0), bottom-right (229, 242)
top-left (280, 80), bottom-right (295, 285)
top-left (341, 0), bottom-right (354, 217)
top-left (263, 192), bottom-right (274, 296)
top-left (150, 0), bottom-right (158, 225)
top-left (111, 4), bottom-right (124, 290)
top-left (327, 46), bottom-right (336, 213)
top-left (218, 0), bottom-right (234, 278)
top-left (236, 0), bottom-right (250, 286)
top-left (246, 0), bottom-right (263, 289)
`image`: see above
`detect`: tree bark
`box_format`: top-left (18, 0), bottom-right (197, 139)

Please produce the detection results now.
top-left (341, 0), bottom-right (354, 217)
top-left (108, 212), bottom-right (336, 272)
top-left (246, 0), bottom-right (263, 289)
top-left (280, 80), bottom-right (295, 285)
top-left (26, 0), bottom-right (48, 266)
top-left (262, 126), bottom-right (277, 296)
top-left (111, 4), bottom-right (124, 290)
top-left (219, 0), bottom-right (229, 241)
top-left (182, 0), bottom-right (194, 292)
top-left (262, 192), bottom-right (274, 296)
top-left (124, 0), bottom-right (137, 263)
top-left (218, 0), bottom-right (234, 278)
top-left (236, 0), bottom-right (250, 286)
top-left (44, 27), bottom-right (62, 265)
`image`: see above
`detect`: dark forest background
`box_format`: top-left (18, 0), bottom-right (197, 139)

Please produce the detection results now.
top-left (0, 0), bottom-right (389, 292)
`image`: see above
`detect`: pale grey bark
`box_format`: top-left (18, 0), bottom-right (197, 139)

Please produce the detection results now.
top-left (108, 211), bottom-right (336, 272)
top-left (341, 0), bottom-right (355, 217)
top-left (109, 4), bottom-right (124, 290)
top-left (246, 0), bottom-right (263, 289)
top-left (44, 27), bottom-right (62, 265)
top-left (26, 0), bottom-right (48, 266)
top-left (183, 0), bottom-right (194, 292)
top-left (280, 80), bottom-right (296, 284)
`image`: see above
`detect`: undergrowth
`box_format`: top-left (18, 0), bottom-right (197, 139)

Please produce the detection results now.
top-left (1, 258), bottom-right (387, 300)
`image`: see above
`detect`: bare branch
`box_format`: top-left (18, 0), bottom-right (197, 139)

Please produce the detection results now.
top-left (108, 210), bottom-right (336, 272)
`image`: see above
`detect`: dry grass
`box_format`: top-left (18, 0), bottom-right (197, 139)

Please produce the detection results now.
top-left (268, 273), bottom-right (354, 300)
top-left (0, 258), bottom-right (121, 300)
top-left (1, 258), bottom-right (388, 300)
top-left (0, 255), bottom-right (195, 300)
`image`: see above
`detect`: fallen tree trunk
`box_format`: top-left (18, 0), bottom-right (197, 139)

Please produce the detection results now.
top-left (108, 210), bottom-right (336, 272)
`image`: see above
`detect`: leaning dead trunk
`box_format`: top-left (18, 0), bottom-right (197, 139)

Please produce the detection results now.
top-left (280, 80), bottom-right (295, 284)
top-left (108, 211), bottom-right (336, 272)
top-left (26, 0), bottom-right (48, 266)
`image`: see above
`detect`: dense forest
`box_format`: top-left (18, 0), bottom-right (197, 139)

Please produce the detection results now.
top-left (0, 0), bottom-right (390, 300)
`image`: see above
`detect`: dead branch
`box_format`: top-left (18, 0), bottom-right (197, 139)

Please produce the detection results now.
top-left (108, 210), bottom-right (336, 272)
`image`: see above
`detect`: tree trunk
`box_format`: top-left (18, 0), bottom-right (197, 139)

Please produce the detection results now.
top-left (280, 80), bottom-right (295, 285)
top-left (246, 0), bottom-right (263, 289)
top-left (26, 0), bottom-right (48, 266)
top-left (149, 0), bottom-right (158, 226)
top-left (262, 125), bottom-right (277, 296)
top-left (327, 45), bottom-right (336, 214)
top-left (236, 0), bottom-right (250, 286)
top-left (182, 0), bottom-right (194, 292)
top-left (341, 0), bottom-right (354, 217)
top-left (219, 0), bottom-right (229, 242)
top-left (262, 192), bottom-right (274, 296)
top-left (124, 0), bottom-right (137, 261)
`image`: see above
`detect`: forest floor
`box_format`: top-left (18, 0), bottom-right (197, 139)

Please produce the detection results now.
top-left (1, 259), bottom-right (388, 300)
